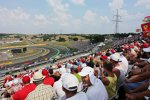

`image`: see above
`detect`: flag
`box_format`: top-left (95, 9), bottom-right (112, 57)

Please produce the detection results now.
top-left (136, 29), bottom-right (141, 32)
top-left (141, 22), bottom-right (150, 32)
top-left (143, 16), bottom-right (150, 23)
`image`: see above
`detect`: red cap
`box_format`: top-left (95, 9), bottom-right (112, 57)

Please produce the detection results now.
top-left (110, 49), bottom-right (116, 53)
top-left (42, 69), bottom-right (49, 77)
top-left (5, 75), bottom-right (13, 81)
top-left (101, 55), bottom-right (108, 60)
top-left (96, 52), bottom-right (102, 55)
top-left (130, 45), bottom-right (134, 49)
top-left (142, 43), bottom-right (149, 48)
top-left (17, 74), bottom-right (22, 78)
top-left (22, 76), bottom-right (30, 84)
top-left (80, 58), bottom-right (85, 63)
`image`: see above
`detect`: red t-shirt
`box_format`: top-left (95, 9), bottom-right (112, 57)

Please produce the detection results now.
top-left (12, 83), bottom-right (36, 100)
top-left (43, 76), bottom-right (54, 86)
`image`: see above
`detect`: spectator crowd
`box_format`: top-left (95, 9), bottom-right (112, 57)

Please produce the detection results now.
top-left (0, 36), bottom-right (150, 100)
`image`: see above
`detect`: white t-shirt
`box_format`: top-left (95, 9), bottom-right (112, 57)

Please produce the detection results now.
top-left (66, 92), bottom-right (88, 100)
top-left (86, 78), bottom-right (108, 100)
top-left (115, 65), bottom-right (126, 87)
top-left (53, 79), bottom-right (65, 100)
top-left (119, 55), bottom-right (128, 74)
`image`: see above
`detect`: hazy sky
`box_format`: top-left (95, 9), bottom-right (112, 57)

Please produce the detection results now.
top-left (0, 0), bottom-right (149, 34)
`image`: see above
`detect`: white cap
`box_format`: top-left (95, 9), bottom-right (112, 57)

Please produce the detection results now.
top-left (110, 53), bottom-right (121, 62)
top-left (78, 67), bottom-right (94, 77)
top-left (143, 47), bottom-right (150, 53)
top-left (62, 73), bottom-right (79, 91)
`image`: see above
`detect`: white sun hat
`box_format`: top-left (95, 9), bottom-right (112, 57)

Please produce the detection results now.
top-left (78, 67), bottom-right (97, 85)
top-left (78, 67), bottom-right (94, 77)
top-left (62, 73), bottom-right (79, 91)
top-left (32, 71), bottom-right (45, 82)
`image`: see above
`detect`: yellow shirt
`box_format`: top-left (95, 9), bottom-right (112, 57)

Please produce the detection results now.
top-left (105, 74), bottom-right (117, 98)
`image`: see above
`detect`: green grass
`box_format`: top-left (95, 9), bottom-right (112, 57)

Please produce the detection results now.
top-left (29, 35), bottom-right (88, 45)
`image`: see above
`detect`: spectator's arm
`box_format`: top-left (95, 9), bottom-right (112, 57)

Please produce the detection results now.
top-left (126, 90), bottom-right (150, 100)
top-left (134, 61), bottom-right (148, 67)
top-left (136, 90), bottom-right (150, 99)
top-left (126, 71), bottom-right (150, 83)
top-left (101, 77), bottom-right (110, 86)
top-left (131, 64), bottom-right (150, 75)
top-left (112, 68), bottom-right (120, 79)
top-left (130, 68), bottom-right (142, 75)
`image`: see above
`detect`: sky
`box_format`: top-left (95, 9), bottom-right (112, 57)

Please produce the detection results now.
top-left (0, 0), bottom-right (149, 34)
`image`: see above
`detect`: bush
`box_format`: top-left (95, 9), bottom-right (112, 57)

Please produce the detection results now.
top-left (90, 35), bottom-right (105, 43)
top-left (42, 34), bottom-right (52, 41)
top-left (68, 37), bottom-right (78, 41)
top-left (57, 37), bottom-right (66, 42)
top-left (19, 38), bottom-right (23, 41)
top-left (73, 37), bottom-right (78, 41)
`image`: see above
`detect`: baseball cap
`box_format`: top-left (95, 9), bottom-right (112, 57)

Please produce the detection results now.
top-left (101, 55), bottom-right (108, 60)
top-left (22, 76), bottom-right (30, 84)
top-left (110, 53), bottom-right (121, 62)
top-left (42, 69), bottom-right (49, 77)
top-left (78, 67), bottom-right (94, 77)
top-left (143, 47), bottom-right (150, 52)
top-left (110, 49), bottom-right (116, 54)
top-left (142, 43), bottom-right (149, 48)
top-left (62, 73), bottom-right (79, 91)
